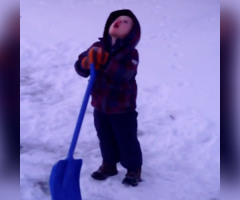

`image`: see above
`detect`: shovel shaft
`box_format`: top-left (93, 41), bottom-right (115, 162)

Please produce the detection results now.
top-left (67, 64), bottom-right (96, 159)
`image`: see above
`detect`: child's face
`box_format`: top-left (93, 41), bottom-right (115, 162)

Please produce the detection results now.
top-left (108, 16), bottom-right (133, 39)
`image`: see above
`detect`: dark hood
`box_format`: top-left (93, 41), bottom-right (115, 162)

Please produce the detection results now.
top-left (102, 9), bottom-right (141, 49)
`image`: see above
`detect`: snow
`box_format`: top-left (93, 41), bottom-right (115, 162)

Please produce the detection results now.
top-left (20, 0), bottom-right (220, 199)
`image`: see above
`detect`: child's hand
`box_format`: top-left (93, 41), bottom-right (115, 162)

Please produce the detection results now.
top-left (81, 47), bottom-right (109, 70)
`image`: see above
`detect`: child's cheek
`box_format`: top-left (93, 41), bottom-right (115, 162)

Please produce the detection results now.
top-left (109, 25), bottom-right (114, 35)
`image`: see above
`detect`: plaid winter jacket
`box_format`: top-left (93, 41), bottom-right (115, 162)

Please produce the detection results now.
top-left (74, 9), bottom-right (141, 114)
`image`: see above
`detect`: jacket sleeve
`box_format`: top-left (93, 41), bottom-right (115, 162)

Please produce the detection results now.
top-left (104, 49), bottom-right (139, 83)
top-left (74, 50), bottom-right (89, 77)
top-left (74, 42), bottom-right (101, 78)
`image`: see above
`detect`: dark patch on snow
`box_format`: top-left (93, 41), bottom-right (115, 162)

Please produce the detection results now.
top-left (34, 181), bottom-right (50, 195)
top-left (137, 129), bottom-right (144, 136)
top-left (21, 75), bottom-right (35, 86)
top-left (86, 108), bottom-right (94, 115)
top-left (20, 145), bottom-right (25, 154)
top-left (20, 143), bottom-right (57, 155)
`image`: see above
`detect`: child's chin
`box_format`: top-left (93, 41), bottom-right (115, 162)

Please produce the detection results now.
top-left (109, 31), bottom-right (116, 36)
top-left (109, 33), bottom-right (117, 38)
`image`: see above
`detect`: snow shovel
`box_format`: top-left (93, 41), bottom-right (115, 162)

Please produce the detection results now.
top-left (49, 63), bottom-right (96, 200)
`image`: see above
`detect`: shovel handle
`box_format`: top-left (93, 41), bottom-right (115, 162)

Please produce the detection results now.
top-left (67, 63), bottom-right (96, 159)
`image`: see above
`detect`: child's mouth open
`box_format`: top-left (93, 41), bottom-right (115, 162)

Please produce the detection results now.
top-left (114, 23), bottom-right (119, 28)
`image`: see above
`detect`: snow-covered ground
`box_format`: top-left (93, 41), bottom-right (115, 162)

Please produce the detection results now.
top-left (20, 0), bottom-right (220, 199)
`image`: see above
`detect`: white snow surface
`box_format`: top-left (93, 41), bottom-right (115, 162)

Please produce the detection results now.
top-left (20, 0), bottom-right (220, 199)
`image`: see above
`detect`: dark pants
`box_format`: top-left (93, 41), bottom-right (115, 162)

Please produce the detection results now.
top-left (93, 109), bottom-right (142, 171)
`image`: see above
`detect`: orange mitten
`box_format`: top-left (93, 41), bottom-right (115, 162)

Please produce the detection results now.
top-left (81, 56), bottom-right (90, 69)
top-left (87, 47), bottom-right (109, 69)
top-left (81, 56), bottom-right (102, 70)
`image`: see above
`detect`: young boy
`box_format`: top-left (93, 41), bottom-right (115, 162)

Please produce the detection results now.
top-left (74, 9), bottom-right (142, 186)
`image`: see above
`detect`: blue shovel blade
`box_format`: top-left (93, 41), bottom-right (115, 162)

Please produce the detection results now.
top-left (49, 159), bottom-right (82, 200)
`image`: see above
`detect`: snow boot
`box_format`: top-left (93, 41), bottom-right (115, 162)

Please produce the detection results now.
top-left (91, 162), bottom-right (118, 180)
top-left (122, 168), bottom-right (142, 186)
